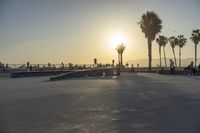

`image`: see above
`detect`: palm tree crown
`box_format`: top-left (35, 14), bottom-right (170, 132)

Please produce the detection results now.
top-left (178, 35), bottom-right (187, 48)
top-left (168, 36), bottom-right (178, 48)
top-left (156, 35), bottom-right (168, 46)
top-left (190, 29), bottom-right (200, 45)
top-left (116, 44), bottom-right (126, 54)
top-left (139, 11), bottom-right (162, 41)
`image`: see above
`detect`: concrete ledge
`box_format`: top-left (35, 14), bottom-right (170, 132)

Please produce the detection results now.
top-left (158, 70), bottom-right (200, 75)
top-left (10, 70), bottom-right (73, 78)
top-left (50, 68), bottom-right (120, 81)
top-left (0, 72), bottom-right (10, 78)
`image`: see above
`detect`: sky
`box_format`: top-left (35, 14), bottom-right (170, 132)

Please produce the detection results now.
top-left (0, 0), bottom-right (200, 65)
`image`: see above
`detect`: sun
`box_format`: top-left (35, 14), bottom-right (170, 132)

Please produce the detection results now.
top-left (110, 34), bottom-right (127, 49)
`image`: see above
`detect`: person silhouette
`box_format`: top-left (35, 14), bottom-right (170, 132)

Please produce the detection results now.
top-left (187, 61), bottom-right (197, 75)
top-left (169, 59), bottom-right (175, 74)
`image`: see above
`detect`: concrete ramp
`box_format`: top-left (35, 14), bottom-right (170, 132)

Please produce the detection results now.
top-left (49, 67), bottom-right (120, 81)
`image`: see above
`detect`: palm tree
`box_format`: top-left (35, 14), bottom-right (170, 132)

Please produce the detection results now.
top-left (190, 29), bottom-right (200, 68)
top-left (116, 43), bottom-right (126, 68)
top-left (156, 35), bottom-right (168, 67)
top-left (168, 36), bottom-right (178, 67)
top-left (162, 36), bottom-right (168, 67)
top-left (177, 35), bottom-right (187, 68)
top-left (156, 36), bottom-right (163, 67)
top-left (138, 11), bottom-right (162, 71)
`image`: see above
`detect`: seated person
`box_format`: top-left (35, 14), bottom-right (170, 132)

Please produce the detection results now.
top-left (188, 61), bottom-right (197, 75)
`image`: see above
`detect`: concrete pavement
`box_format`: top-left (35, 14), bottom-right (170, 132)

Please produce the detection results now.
top-left (0, 73), bottom-right (200, 133)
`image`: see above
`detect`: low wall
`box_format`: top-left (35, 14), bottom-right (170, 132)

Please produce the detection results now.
top-left (10, 70), bottom-right (72, 78)
top-left (0, 72), bottom-right (10, 78)
top-left (158, 69), bottom-right (200, 75)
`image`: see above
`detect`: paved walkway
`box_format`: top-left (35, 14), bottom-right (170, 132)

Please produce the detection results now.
top-left (0, 73), bottom-right (200, 133)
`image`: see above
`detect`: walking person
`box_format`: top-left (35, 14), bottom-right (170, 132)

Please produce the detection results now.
top-left (170, 59), bottom-right (175, 74)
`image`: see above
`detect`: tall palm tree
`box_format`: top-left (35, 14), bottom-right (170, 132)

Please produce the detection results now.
top-left (156, 35), bottom-right (168, 67)
top-left (177, 35), bottom-right (187, 68)
top-left (156, 36), bottom-right (163, 67)
top-left (190, 29), bottom-right (200, 68)
top-left (138, 11), bottom-right (162, 71)
top-left (162, 36), bottom-right (168, 67)
top-left (116, 43), bottom-right (126, 68)
top-left (168, 36), bottom-right (178, 67)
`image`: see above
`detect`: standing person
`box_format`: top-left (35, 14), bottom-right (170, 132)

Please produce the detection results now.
top-left (27, 61), bottom-right (30, 71)
top-left (170, 59), bottom-right (175, 74)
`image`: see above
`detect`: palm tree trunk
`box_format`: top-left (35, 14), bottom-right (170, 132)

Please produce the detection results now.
top-left (159, 46), bottom-right (161, 67)
top-left (195, 43), bottom-right (197, 68)
top-left (163, 46), bottom-right (167, 67)
top-left (148, 38), bottom-right (152, 71)
top-left (121, 53), bottom-right (123, 67)
top-left (118, 53), bottom-right (120, 67)
top-left (179, 47), bottom-right (181, 68)
top-left (172, 48), bottom-right (177, 67)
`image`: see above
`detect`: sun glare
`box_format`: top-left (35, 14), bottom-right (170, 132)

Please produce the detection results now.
top-left (110, 34), bottom-right (127, 49)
